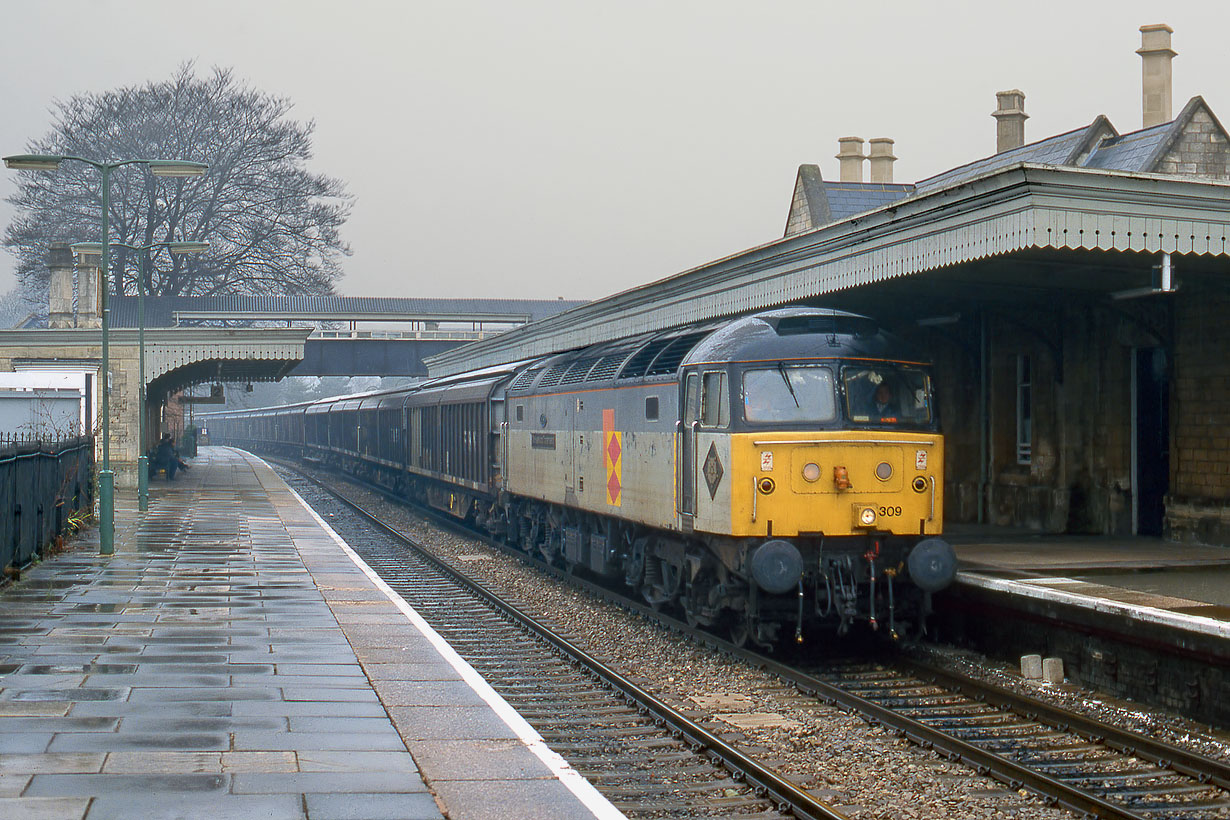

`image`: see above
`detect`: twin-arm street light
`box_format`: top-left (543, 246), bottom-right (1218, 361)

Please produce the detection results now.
top-left (3, 154), bottom-right (208, 555)
top-left (70, 240), bottom-right (210, 514)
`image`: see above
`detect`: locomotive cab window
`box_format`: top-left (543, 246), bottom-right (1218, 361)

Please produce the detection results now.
top-left (701, 372), bottom-right (729, 428)
top-left (644, 396), bottom-right (659, 421)
top-left (742, 364), bottom-right (836, 423)
top-left (843, 365), bottom-right (933, 427)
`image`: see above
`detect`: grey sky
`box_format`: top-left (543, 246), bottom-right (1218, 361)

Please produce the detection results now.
top-left (1, 1), bottom-right (1227, 302)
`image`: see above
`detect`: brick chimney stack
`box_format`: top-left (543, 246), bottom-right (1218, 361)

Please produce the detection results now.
top-left (47, 243), bottom-right (75, 328)
top-left (836, 137), bottom-right (866, 182)
top-left (868, 138), bottom-right (897, 183)
top-left (1138, 24), bottom-right (1176, 128)
top-left (992, 90), bottom-right (1028, 153)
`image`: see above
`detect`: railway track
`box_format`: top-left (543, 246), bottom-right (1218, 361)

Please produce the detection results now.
top-left (283, 469), bottom-right (844, 820)
top-left (282, 459), bottom-right (1230, 820)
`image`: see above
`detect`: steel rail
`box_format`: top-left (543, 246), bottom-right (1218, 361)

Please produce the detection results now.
top-left (278, 457), bottom-right (1200, 820)
top-left (744, 658), bottom-right (1148, 820)
top-left (898, 657), bottom-right (1230, 793)
top-left (296, 466), bottom-right (851, 820)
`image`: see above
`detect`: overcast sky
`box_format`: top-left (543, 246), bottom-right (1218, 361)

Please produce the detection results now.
top-left (1, 1), bottom-right (1227, 302)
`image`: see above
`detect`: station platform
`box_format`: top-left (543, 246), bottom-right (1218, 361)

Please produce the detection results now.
top-left (0, 447), bottom-right (623, 820)
top-left (947, 528), bottom-right (1230, 653)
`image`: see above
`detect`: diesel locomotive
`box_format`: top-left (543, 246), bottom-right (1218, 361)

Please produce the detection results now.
top-left (206, 307), bottom-right (956, 647)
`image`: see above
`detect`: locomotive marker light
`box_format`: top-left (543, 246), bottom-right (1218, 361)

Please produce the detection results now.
top-left (71, 240), bottom-right (211, 514)
top-left (833, 464), bottom-right (851, 489)
top-left (856, 505), bottom-right (878, 527)
top-left (801, 461), bottom-right (821, 482)
top-left (4, 154), bottom-right (208, 555)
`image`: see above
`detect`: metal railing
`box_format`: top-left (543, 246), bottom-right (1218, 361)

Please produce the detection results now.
top-left (0, 434), bottom-right (94, 574)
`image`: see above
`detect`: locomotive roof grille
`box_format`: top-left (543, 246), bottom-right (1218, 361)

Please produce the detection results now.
top-left (645, 331), bottom-right (711, 376)
top-left (586, 353), bottom-right (628, 382)
top-left (770, 314), bottom-right (879, 337)
top-left (618, 338), bottom-right (674, 379)
top-left (536, 361), bottom-right (572, 388)
top-left (559, 356), bottom-right (601, 385)
top-left (508, 367), bottom-right (541, 392)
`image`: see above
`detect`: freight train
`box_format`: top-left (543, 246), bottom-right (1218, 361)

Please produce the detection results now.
top-left (205, 307), bottom-right (956, 647)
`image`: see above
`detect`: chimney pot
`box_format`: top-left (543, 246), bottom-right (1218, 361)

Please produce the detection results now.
top-left (867, 138), bottom-right (897, 183)
top-left (835, 136), bottom-right (866, 182)
top-left (992, 89), bottom-right (1029, 153)
top-left (1137, 23), bottom-right (1176, 128)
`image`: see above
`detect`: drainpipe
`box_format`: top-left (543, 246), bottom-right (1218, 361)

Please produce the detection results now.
top-left (978, 311), bottom-right (989, 524)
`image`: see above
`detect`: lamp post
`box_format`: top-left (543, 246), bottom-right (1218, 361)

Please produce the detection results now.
top-left (71, 240), bottom-right (210, 513)
top-left (3, 154), bottom-right (207, 554)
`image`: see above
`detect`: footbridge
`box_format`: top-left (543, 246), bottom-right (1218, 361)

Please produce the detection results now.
top-left (1, 294), bottom-right (583, 487)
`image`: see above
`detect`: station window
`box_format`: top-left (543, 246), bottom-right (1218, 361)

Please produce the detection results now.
top-left (1016, 355), bottom-right (1032, 465)
top-left (645, 396), bottom-right (659, 421)
top-left (515, 405), bottom-right (524, 422)
top-left (701, 372), bottom-right (729, 428)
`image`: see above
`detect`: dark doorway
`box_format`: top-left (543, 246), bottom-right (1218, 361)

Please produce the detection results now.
top-left (1134, 347), bottom-right (1170, 536)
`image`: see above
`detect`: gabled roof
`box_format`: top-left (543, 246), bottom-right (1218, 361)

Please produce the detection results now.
top-left (783, 165), bottom-right (914, 237)
top-left (915, 117), bottom-right (1117, 193)
top-left (786, 96), bottom-right (1230, 240)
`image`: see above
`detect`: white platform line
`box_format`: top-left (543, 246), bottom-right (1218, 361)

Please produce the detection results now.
top-left (263, 459), bottom-right (626, 820)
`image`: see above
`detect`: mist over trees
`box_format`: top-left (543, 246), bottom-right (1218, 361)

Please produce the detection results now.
top-left (4, 65), bottom-right (352, 299)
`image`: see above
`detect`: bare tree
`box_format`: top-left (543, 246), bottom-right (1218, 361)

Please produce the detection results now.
top-left (5, 64), bottom-right (352, 298)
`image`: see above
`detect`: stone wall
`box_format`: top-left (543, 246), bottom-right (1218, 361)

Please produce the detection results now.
top-left (1167, 285), bottom-right (1230, 542)
top-left (1157, 107), bottom-right (1230, 181)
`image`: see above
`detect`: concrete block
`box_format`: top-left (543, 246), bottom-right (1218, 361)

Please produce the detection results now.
top-left (1043, 657), bottom-right (1065, 684)
top-left (1020, 654), bottom-right (1043, 679)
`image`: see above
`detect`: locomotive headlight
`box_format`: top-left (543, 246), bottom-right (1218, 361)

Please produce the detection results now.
top-left (855, 505), bottom-right (877, 527)
top-left (801, 462), bottom-right (821, 482)
top-left (875, 461), bottom-right (893, 481)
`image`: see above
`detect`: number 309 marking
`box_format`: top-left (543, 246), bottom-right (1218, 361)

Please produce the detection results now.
top-left (878, 506), bottom-right (903, 517)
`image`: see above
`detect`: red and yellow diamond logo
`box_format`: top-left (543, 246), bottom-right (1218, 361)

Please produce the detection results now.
top-left (603, 408), bottom-right (621, 506)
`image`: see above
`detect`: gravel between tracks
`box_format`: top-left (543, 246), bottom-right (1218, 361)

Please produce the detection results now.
top-left (310, 474), bottom-right (1113, 820)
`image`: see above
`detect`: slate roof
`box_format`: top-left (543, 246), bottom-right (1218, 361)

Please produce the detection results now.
top-left (1082, 122), bottom-right (1172, 171)
top-left (914, 123), bottom-right (1106, 193)
top-left (107, 295), bottom-right (588, 329)
top-left (788, 96), bottom-right (1230, 239)
top-left (822, 182), bottom-right (917, 221)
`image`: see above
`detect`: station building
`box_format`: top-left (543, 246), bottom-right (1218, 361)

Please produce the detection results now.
top-left (429, 24), bottom-right (1230, 549)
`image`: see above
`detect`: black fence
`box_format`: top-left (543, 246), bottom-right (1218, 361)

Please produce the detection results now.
top-left (0, 435), bottom-right (94, 573)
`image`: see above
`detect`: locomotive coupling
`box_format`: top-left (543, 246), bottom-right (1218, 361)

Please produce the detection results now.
top-left (906, 537), bottom-right (957, 592)
top-left (750, 539), bottom-right (803, 594)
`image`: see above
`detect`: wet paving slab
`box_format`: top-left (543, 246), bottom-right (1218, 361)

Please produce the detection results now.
top-left (0, 448), bottom-right (442, 820)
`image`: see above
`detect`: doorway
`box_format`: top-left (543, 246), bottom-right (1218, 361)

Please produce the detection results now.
top-left (1132, 347), bottom-right (1170, 536)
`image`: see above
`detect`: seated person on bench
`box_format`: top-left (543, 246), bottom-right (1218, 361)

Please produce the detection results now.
top-left (152, 434), bottom-right (180, 480)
